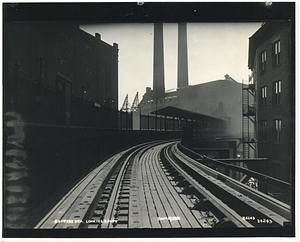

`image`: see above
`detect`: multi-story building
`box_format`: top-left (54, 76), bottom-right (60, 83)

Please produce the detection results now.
top-left (4, 22), bottom-right (119, 125)
top-left (248, 21), bottom-right (293, 182)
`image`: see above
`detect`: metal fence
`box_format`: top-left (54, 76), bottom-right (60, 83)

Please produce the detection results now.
top-left (119, 111), bottom-right (196, 131)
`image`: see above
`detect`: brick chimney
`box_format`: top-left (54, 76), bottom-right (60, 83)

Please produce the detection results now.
top-left (177, 22), bottom-right (189, 88)
top-left (95, 33), bottom-right (101, 40)
top-left (153, 23), bottom-right (165, 100)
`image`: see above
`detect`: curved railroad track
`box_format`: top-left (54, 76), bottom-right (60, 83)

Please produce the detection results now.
top-left (35, 140), bottom-right (291, 229)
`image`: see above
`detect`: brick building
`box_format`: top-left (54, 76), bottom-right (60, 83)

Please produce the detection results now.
top-left (4, 22), bottom-right (119, 126)
top-left (248, 21), bottom-right (293, 182)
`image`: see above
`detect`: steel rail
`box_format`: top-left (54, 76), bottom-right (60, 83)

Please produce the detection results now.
top-left (175, 143), bottom-right (291, 222)
top-left (170, 143), bottom-right (290, 227)
top-left (178, 143), bottom-right (290, 192)
top-left (35, 140), bottom-right (172, 229)
top-left (99, 141), bottom-right (167, 228)
top-left (35, 139), bottom-right (290, 229)
top-left (162, 143), bottom-right (253, 228)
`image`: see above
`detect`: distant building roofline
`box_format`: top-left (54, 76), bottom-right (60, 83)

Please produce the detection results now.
top-left (151, 106), bottom-right (226, 123)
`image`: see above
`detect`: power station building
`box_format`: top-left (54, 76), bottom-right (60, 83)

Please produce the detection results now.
top-left (140, 23), bottom-right (244, 137)
top-left (248, 21), bottom-right (293, 182)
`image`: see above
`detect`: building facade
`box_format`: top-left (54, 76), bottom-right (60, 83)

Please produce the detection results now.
top-left (4, 22), bottom-right (119, 112)
top-left (248, 21), bottom-right (293, 182)
top-left (140, 75), bottom-right (243, 138)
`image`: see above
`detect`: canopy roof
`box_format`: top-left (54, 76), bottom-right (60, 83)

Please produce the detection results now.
top-left (151, 106), bottom-right (226, 123)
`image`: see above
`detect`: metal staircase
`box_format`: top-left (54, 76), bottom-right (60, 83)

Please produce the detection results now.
top-left (242, 75), bottom-right (257, 159)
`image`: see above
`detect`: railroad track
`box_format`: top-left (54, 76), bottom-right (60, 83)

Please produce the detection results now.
top-left (35, 140), bottom-right (291, 229)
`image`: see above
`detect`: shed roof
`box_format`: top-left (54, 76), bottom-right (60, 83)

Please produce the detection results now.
top-left (151, 106), bottom-right (226, 123)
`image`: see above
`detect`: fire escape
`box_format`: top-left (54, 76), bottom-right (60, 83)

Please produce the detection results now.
top-left (242, 75), bottom-right (256, 158)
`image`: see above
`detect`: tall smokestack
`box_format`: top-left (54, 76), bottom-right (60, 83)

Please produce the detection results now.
top-left (153, 23), bottom-right (165, 100)
top-left (177, 22), bottom-right (189, 88)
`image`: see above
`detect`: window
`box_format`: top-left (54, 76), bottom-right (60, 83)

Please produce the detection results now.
top-left (273, 80), bottom-right (281, 105)
top-left (60, 60), bottom-right (67, 75)
top-left (273, 40), bottom-right (281, 66)
top-left (273, 119), bottom-right (281, 143)
top-left (261, 86), bottom-right (267, 108)
top-left (60, 60), bottom-right (67, 65)
top-left (85, 68), bottom-right (92, 74)
top-left (272, 162), bottom-right (281, 179)
top-left (60, 34), bottom-right (68, 41)
top-left (259, 50), bottom-right (267, 72)
top-left (261, 120), bottom-right (267, 141)
top-left (86, 45), bottom-right (92, 60)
